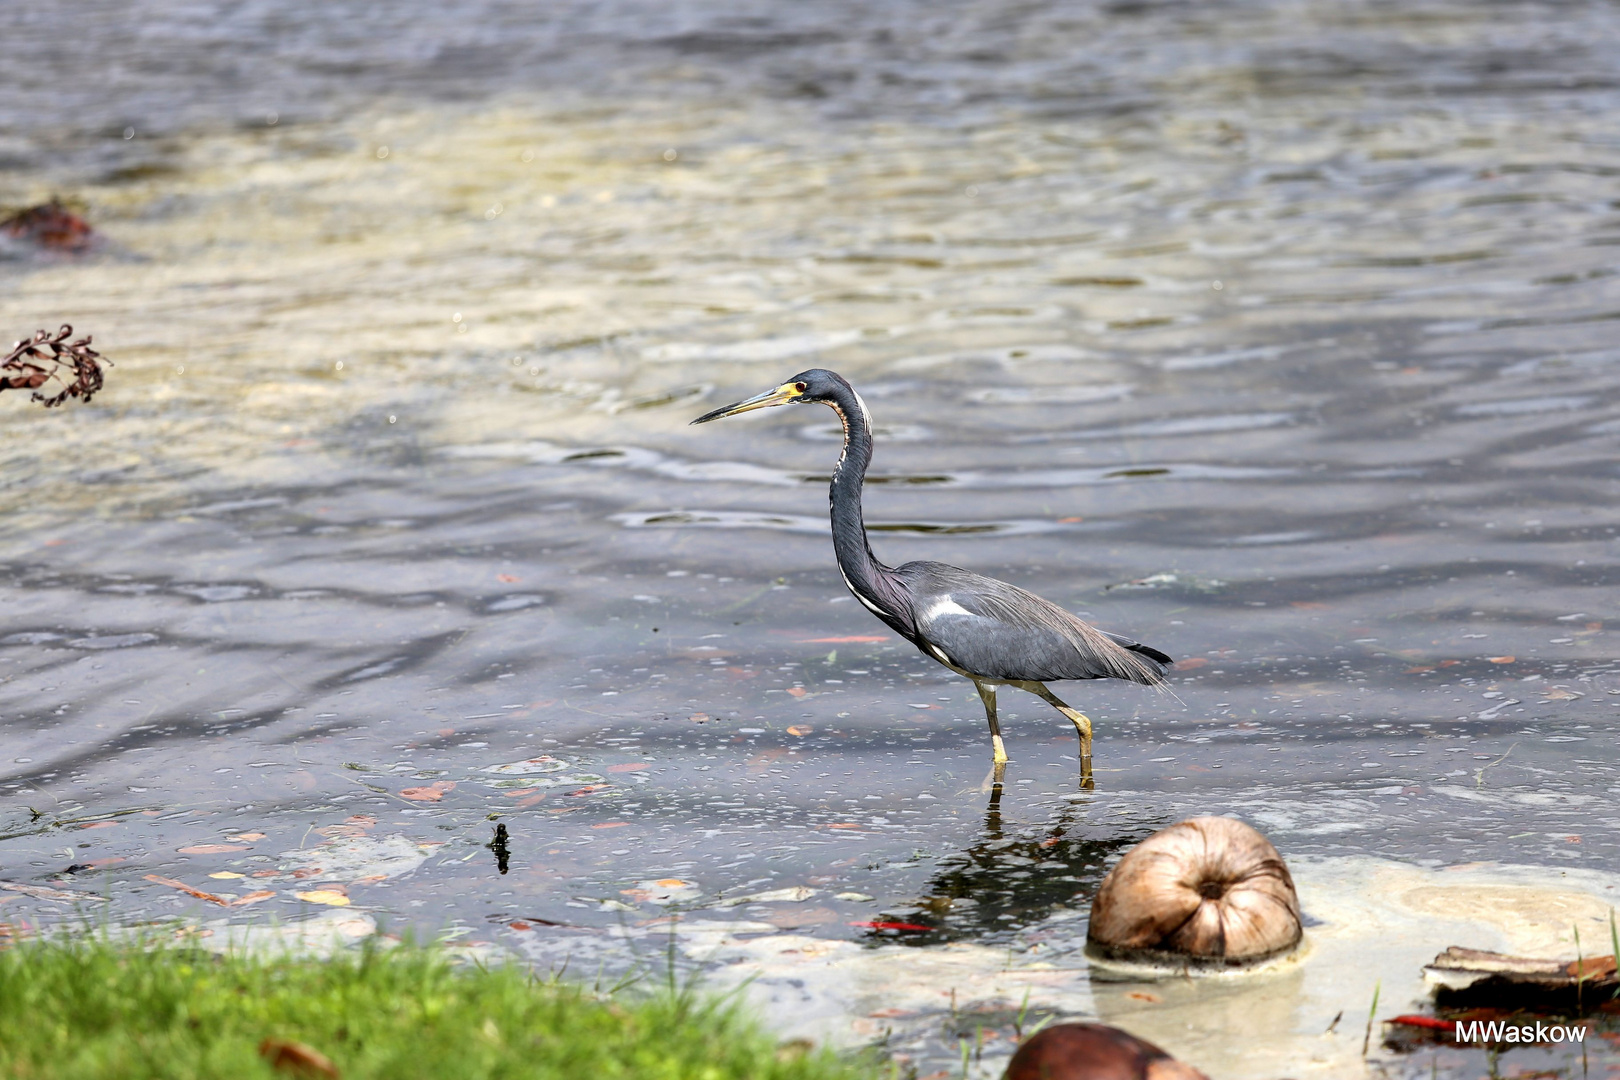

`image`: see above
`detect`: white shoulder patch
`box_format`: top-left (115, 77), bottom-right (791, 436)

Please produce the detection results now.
top-left (920, 595), bottom-right (975, 623)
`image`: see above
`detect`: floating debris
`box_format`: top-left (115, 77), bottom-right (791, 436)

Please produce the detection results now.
top-left (487, 823), bottom-right (510, 875)
top-left (1, 199), bottom-right (94, 252)
top-left (1104, 571), bottom-right (1225, 594)
top-left (277, 834), bottom-right (437, 883)
top-left (0, 881), bottom-right (109, 903)
top-left (621, 879), bottom-right (702, 905)
top-left (1424, 945), bottom-right (1619, 1008)
top-left (710, 886), bottom-right (818, 908)
top-left (1, 325), bottom-right (109, 407)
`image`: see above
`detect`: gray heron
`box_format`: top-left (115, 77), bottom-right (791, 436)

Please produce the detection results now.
top-left (692, 368), bottom-right (1171, 785)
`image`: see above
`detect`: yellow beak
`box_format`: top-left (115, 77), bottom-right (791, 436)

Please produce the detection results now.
top-left (689, 382), bottom-right (802, 425)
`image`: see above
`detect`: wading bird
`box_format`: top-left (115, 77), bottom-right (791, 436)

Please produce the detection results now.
top-left (692, 369), bottom-right (1171, 786)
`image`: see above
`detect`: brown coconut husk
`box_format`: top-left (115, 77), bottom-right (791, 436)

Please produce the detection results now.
top-left (1002, 1022), bottom-right (1209, 1080)
top-left (1086, 816), bottom-right (1302, 971)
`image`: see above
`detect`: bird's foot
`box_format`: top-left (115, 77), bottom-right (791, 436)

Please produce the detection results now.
top-left (980, 761), bottom-right (1007, 792)
top-left (1079, 752), bottom-right (1095, 791)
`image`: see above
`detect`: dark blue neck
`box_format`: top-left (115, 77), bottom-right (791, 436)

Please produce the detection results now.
top-left (824, 381), bottom-right (912, 634)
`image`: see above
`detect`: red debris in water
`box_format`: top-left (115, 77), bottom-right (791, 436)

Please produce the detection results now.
top-left (1388, 1015), bottom-right (1457, 1033)
top-left (1, 199), bottom-right (94, 252)
top-left (848, 921), bottom-right (933, 932)
top-left (2, 325), bottom-right (109, 406)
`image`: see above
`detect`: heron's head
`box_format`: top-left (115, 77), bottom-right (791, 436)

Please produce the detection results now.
top-left (689, 368), bottom-right (849, 424)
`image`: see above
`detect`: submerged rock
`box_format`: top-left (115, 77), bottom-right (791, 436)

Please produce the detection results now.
top-left (1086, 816), bottom-right (1302, 971)
top-left (1003, 1022), bottom-right (1209, 1080)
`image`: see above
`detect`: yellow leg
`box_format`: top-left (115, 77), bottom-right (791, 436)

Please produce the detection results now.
top-left (1027, 683), bottom-right (1095, 789)
top-left (974, 680), bottom-right (1008, 764)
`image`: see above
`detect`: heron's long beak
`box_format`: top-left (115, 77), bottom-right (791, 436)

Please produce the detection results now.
top-left (689, 382), bottom-right (802, 425)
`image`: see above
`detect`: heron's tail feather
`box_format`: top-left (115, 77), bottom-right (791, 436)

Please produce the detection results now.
top-left (1122, 640), bottom-right (1173, 668)
top-left (1100, 631), bottom-right (1173, 682)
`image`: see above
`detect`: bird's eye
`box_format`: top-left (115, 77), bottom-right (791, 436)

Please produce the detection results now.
top-left (795, 382), bottom-right (807, 392)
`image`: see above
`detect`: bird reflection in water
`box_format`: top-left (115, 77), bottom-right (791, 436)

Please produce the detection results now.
top-left (857, 781), bottom-right (1152, 947)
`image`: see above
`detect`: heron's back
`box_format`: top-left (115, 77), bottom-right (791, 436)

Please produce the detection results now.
top-left (893, 561), bottom-right (1170, 684)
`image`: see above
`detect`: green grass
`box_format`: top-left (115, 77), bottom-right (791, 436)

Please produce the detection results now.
top-left (0, 932), bottom-right (883, 1080)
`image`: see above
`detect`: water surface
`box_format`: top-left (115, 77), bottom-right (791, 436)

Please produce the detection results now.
top-left (3, 2), bottom-right (1620, 1076)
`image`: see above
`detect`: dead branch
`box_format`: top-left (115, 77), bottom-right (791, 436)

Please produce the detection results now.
top-left (1, 325), bottom-right (110, 407)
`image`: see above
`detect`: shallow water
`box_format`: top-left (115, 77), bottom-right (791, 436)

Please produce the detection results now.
top-left (3, 2), bottom-right (1620, 1076)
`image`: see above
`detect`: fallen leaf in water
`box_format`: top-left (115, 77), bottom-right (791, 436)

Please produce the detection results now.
top-left (232, 890), bottom-right (277, 906)
top-left (399, 780), bottom-right (456, 802)
top-left (1488, 656), bottom-right (1516, 664)
top-left (1177, 657), bottom-right (1210, 669)
top-left (2, 881), bottom-right (109, 903)
top-left (786, 687), bottom-right (808, 697)
top-left (849, 921), bottom-right (931, 932)
top-left (144, 875), bottom-right (228, 906)
top-left (481, 757), bottom-right (566, 776)
top-left (209, 871), bottom-right (246, 879)
top-left (607, 762), bottom-right (648, 773)
top-left (787, 725), bottom-right (813, 736)
top-left (259, 1038), bottom-right (340, 1079)
top-left (296, 890), bottom-right (351, 907)
top-left (563, 784), bottom-right (611, 797)
top-left (1388, 1015), bottom-right (1456, 1033)
top-left (231, 832), bottom-right (268, 841)
top-left (278, 835), bottom-right (436, 884)
top-left (497, 574), bottom-right (520, 583)
top-left (591, 822), bottom-right (628, 830)
top-left (1126, 991), bottom-right (1163, 1003)
top-left (1290, 601), bottom-right (1328, 610)
top-left (827, 823), bottom-right (863, 830)
top-left (1542, 687), bottom-right (1583, 701)
top-left (179, 844), bottom-right (249, 854)
top-left (688, 713), bottom-right (711, 722)
top-left (712, 886), bottom-right (817, 908)
top-left (620, 878), bottom-right (702, 905)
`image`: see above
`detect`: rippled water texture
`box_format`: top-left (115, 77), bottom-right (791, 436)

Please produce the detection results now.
top-left (3, 2), bottom-right (1620, 1076)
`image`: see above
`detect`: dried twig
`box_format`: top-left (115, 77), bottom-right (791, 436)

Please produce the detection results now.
top-left (1, 324), bottom-right (109, 407)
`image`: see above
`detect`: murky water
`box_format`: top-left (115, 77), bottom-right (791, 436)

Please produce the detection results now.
top-left (4, 2), bottom-right (1620, 1076)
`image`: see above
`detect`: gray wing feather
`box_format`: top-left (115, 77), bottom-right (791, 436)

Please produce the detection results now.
top-left (894, 561), bottom-right (1167, 684)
